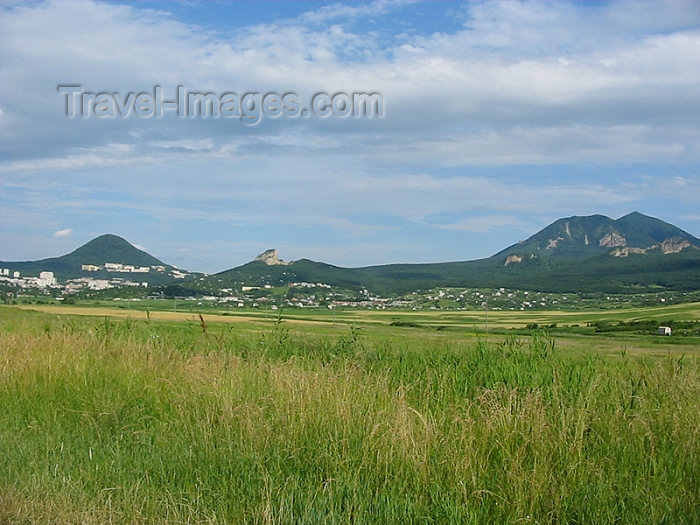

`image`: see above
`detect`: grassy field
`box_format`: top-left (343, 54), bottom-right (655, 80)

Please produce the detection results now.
top-left (13, 300), bottom-right (700, 329)
top-left (1, 304), bottom-right (699, 523)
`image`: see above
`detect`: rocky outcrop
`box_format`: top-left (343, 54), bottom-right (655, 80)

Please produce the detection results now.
top-left (610, 247), bottom-right (648, 257)
top-left (546, 237), bottom-right (563, 249)
top-left (599, 232), bottom-right (626, 248)
top-left (660, 237), bottom-right (692, 254)
top-left (610, 237), bottom-right (695, 257)
top-left (504, 254), bottom-right (522, 266)
top-left (253, 249), bottom-right (290, 266)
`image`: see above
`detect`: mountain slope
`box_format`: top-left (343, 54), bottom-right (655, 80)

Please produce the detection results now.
top-left (2, 212), bottom-right (698, 293)
top-left (494, 212), bottom-right (699, 262)
top-left (0, 234), bottom-right (190, 284)
top-left (207, 212), bottom-right (700, 293)
top-left (59, 234), bottom-right (166, 267)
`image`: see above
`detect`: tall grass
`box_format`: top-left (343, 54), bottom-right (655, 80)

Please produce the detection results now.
top-left (0, 311), bottom-right (698, 523)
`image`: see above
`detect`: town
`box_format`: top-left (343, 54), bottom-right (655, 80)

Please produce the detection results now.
top-left (0, 262), bottom-right (188, 294)
top-left (2, 265), bottom-right (697, 312)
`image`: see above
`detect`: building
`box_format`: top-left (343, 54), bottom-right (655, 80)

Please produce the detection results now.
top-left (657, 326), bottom-right (672, 336)
top-left (38, 271), bottom-right (57, 287)
top-left (105, 262), bottom-right (123, 272)
top-left (87, 279), bottom-right (111, 290)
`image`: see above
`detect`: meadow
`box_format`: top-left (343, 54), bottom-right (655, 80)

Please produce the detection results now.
top-left (1, 304), bottom-right (698, 524)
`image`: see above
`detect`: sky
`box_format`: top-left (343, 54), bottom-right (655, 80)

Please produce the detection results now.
top-left (1, 0), bottom-right (699, 273)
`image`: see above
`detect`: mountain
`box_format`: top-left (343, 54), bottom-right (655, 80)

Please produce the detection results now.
top-left (0, 234), bottom-right (195, 285)
top-left (494, 212), bottom-right (699, 262)
top-left (253, 249), bottom-right (290, 266)
top-left (57, 234), bottom-right (165, 268)
top-left (3, 213), bottom-right (698, 294)
top-left (207, 212), bottom-right (700, 293)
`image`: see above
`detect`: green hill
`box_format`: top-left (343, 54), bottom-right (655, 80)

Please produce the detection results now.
top-left (61, 234), bottom-right (166, 267)
top-left (206, 212), bottom-right (700, 294)
top-left (3, 213), bottom-right (698, 293)
top-left (0, 234), bottom-right (192, 285)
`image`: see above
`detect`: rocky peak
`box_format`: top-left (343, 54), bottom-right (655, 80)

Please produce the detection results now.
top-left (253, 249), bottom-right (290, 266)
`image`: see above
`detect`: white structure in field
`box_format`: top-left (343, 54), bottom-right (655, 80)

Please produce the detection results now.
top-left (13, 271), bottom-right (20, 278)
top-left (657, 326), bottom-right (672, 336)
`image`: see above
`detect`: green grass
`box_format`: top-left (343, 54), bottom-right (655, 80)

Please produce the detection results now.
top-left (1, 307), bottom-right (698, 523)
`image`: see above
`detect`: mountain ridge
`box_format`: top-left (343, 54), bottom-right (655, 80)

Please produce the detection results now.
top-left (0, 234), bottom-right (194, 285)
top-left (209, 212), bottom-right (699, 293)
top-left (493, 212), bottom-right (699, 262)
top-left (2, 213), bottom-right (698, 293)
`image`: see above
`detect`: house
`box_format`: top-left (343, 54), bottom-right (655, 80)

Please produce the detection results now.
top-left (657, 326), bottom-right (672, 336)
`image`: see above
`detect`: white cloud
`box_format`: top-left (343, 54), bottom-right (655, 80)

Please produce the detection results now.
top-left (53, 228), bottom-right (72, 238)
top-left (298, 0), bottom-right (410, 25)
top-left (431, 215), bottom-right (529, 233)
top-left (1, 0), bottom-right (699, 169)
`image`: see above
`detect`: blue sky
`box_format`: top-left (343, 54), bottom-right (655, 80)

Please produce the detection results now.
top-left (1, 0), bottom-right (699, 272)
